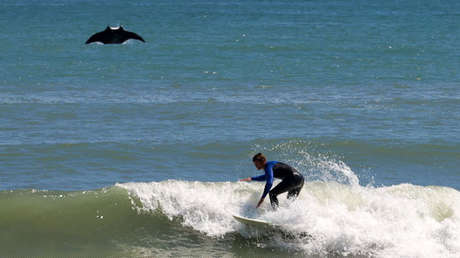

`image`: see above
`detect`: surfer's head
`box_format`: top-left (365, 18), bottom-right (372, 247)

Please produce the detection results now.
top-left (252, 153), bottom-right (266, 170)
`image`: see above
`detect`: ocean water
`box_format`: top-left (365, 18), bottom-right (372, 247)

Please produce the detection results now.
top-left (0, 0), bottom-right (459, 257)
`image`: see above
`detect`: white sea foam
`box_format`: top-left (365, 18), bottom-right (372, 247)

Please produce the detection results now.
top-left (118, 172), bottom-right (460, 257)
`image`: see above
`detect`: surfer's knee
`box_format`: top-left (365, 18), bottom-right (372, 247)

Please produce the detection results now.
top-left (287, 189), bottom-right (300, 200)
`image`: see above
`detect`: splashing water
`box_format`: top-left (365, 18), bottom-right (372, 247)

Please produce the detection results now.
top-left (118, 152), bottom-right (460, 257)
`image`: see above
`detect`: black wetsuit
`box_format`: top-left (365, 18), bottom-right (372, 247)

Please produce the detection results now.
top-left (251, 161), bottom-right (305, 209)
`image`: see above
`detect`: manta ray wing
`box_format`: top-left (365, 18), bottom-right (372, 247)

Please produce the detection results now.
top-left (85, 30), bottom-right (110, 44)
top-left (121, 31), bottom-right (145, 43)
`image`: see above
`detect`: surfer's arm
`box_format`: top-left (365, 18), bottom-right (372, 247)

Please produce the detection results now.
top-left (240, 173), bottom-right (266, 182)
top-left (250, 174), bottom-right (266, 181)
top-left (260, 173), bottom-right (273, 199)
top-left (256, 163), bottom-right (274, 208)
top-left (256, 181), bottom-right (272, 208)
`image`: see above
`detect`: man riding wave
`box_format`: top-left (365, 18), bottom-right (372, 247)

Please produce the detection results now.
top-left (240, 153), bottom-right (305, 209)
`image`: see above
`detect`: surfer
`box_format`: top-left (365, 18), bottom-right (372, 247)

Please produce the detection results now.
top-left (240, 153), bottom-right (304, 209)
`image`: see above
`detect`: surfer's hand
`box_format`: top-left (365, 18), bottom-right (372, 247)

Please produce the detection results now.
top-left (240, 177), bottom-right (252, 182)
top-left (256, 198), bottom-right (264, 208)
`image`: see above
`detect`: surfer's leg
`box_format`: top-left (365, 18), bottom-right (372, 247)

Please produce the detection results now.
top-left (269, 174), bottom-right (305, 209)
top-left (268, 192), bottom-right (279, 209)
top-left (287, 175), bottom-right (304, 200)
top-left (268, 179), bottom-right (291, 209)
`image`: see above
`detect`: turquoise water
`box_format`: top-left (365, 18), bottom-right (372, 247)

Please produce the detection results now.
top-left (1, 0), bottom-right (459, 257)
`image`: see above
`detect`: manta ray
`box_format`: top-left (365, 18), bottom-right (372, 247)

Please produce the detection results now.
top-left (85, 26), bottom-right (145, 44)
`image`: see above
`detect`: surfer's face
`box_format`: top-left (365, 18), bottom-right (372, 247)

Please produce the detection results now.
top-left (253, 160), bottom-right (265, 170)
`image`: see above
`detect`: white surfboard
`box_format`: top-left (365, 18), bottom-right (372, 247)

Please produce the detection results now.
top-left (232, 214), bottom-right (280, 229)
top-left (233, 214), bottom-right (312, 239)
top-left (233, 215), bottom-right (313, 239)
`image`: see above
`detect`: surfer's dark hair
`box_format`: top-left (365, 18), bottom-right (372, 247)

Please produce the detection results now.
top-left (252, 153), bottom-right (266, 162)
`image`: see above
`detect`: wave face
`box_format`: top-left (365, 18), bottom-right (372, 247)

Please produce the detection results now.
top-left (1, 179), bottom-right (459, 257)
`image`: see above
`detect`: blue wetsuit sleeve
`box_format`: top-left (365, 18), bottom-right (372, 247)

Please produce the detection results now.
top-left (260, 163), bottom-right (274, 199)
top-left (251, 174), bottom-right (266, 181)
